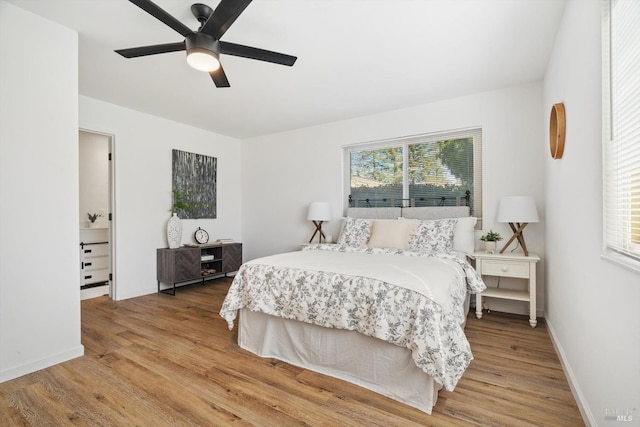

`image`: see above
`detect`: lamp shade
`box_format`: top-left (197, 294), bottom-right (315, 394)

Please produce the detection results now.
top-left (497, 196), bottom-right (539, 223)
top-left (307, 202), bottom-right (331, 221)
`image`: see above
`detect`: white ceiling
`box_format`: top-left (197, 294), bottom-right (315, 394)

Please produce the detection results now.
top-left (7, 0), bottom-right (566, 139)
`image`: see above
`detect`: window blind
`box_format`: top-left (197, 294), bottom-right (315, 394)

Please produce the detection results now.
top-left (602, 0), bottom-right (640, 267)
top-left (344, 128), bottom-right (482, 226)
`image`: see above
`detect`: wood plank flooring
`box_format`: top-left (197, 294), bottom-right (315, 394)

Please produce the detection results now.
top-left (0, 279), bottom-right (585, 426)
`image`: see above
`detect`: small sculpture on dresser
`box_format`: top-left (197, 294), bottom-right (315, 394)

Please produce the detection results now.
top-left (168, 189), bottom-right (189, 249)
top-left (167, 213), bottom-right (182, 249)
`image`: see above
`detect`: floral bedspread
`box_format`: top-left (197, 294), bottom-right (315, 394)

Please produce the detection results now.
top-left (219, 245), bottom-right (485, 391)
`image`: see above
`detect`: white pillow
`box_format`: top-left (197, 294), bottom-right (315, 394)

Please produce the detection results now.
top-left (367, 219), bottom-right (420, 249)
top-left (452, 216), bottom-right (477, 255)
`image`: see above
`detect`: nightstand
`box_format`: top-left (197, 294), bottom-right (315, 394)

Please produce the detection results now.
top-left (472, 251), bottom-right (540, 327)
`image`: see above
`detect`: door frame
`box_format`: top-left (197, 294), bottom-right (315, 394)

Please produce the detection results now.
top-left (79, 128), bottom-right (117, 300)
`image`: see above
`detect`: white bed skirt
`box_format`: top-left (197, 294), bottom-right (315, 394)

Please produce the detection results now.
top-left (239, 308), bottom-right (442, 414)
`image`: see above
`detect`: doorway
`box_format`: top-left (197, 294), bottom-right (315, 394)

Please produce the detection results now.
top-left (79, 130), bottom-right (116, 300)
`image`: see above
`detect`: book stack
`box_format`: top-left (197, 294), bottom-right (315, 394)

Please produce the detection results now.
top-left (216, 238), bottom-right (234, 244)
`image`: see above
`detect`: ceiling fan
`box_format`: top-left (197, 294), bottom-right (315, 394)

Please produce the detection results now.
top-left (115, 0), bottom-right (297, 88)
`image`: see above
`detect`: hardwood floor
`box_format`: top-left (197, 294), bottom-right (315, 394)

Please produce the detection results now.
top-left (0, 279), bottom-right (584, 426)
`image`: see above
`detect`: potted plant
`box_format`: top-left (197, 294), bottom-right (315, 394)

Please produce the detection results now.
top-left (171, 189), bottom-right (191, 215)
top-left (87, 212), bottom-right (102, 228)
top-left (480, 230), bottom-right (502, 254)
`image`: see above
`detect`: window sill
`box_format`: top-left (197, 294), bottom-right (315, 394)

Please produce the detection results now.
top-left (601, 249), bottom-right (640, 275)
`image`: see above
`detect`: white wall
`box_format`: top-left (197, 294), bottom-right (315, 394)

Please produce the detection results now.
top-left (242, 82), bottom-right (546, 315)
top-left (7, 6), bottom-right (631, 424)
top-left (79, 131), bottom-right (110, 228)
top-left (0, 1), bottom-right (84, 381)
top-left (543, 0), bottom-right (640, 425)
top-left (79, 96), bottom-right (242, 300)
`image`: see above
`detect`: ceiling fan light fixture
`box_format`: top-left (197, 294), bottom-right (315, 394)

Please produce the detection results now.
top-left (185, 32), bottom-right (220, 72)
top-left (116, 0), bottom-right (297, 87)
top-left (186, 49), bottom-right (220, 72)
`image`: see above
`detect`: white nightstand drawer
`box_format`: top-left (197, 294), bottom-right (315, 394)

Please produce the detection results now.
top-left (473, 252), bottom-right (540, 328)
top-left (480, 259), bottom-right (530, 278)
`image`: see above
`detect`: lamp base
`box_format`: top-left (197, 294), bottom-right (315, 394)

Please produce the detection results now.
top-left (500, 222), bottom-right (530, 256)
top-left (309, 220), bottom-right (326, 244)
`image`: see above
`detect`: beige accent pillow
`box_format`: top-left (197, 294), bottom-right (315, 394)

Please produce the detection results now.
top-left (367, 219), bottom-right (420, 249)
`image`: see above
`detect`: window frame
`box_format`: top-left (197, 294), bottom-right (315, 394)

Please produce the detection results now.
top-left (601, 0), bottom-right (640, 273)
top-left (343, 128), bottom-right (482, 227)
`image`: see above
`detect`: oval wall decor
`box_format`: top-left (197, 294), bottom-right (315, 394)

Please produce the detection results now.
top-left (549, 103), bottom-right (566, 159)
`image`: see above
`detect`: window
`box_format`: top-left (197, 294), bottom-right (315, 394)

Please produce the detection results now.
top-left (345, 128), bottom-right (482, 225)
top-left (602, 0), bottom-right (640, 269)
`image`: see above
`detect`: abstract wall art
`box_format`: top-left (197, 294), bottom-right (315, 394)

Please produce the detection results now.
top-left (172, 149), bottom-right (217, 219)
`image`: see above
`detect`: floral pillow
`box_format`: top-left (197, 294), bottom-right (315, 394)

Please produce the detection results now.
top-left (336, 217), bottom-right (373, 247)
top-left (409, 218), bottom-right (457, 254)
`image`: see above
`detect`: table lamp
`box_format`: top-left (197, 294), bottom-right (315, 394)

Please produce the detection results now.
top-left (307, 202), bottom-right (331, 243)
top-left (497, 196), bottom-right (539, 256)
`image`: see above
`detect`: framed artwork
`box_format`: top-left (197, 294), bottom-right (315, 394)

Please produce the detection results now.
top-left (172, 149), bottom-right (217, 219)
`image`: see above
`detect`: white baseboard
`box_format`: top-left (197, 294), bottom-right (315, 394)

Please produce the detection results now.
top-left (545, 316), bottom-right (595, 427)
top-left (0, 345), bottom-right (85, 383)
top-left (81, 284), bottom-right (109, 300)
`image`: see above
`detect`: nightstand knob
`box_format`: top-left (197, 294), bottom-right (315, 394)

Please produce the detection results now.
top-left (501, 266), bottom-right (508, 272)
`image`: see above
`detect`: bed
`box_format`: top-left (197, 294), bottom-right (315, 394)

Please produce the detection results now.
top-left (219, 206), bottom-right (485, 414)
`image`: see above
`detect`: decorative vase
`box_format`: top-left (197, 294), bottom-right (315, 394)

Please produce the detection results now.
top-left (485, 241), bottom-right (497, 254)
top-left (167, 213), bottom-right (182, 249)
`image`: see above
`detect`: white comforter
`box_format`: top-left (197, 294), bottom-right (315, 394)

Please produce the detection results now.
top-left (220, 245), bottom-right (485, 391)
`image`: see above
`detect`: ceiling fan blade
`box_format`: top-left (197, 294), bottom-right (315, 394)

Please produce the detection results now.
top-left (115, 42), bottom-right (185, 58)
top-left (219, 41), bottom-right (297, 66)
top-left (129, 0), bottom-right (192, 37)
top-left (200, 0), bottom-right (252, 40)
top-left (210, 66), bottom-right (230, 88)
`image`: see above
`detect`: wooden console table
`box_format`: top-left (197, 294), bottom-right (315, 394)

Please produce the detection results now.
top-left (156, 243), bottom-right (242, 295)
